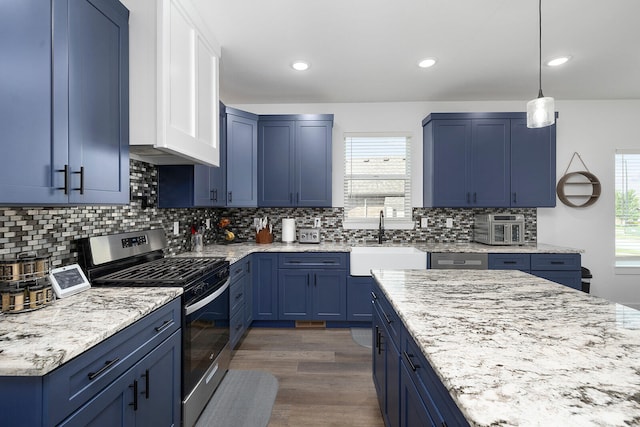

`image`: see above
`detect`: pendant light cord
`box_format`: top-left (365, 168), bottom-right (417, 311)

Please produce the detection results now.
top-left (538, 0), bottom-right (544, 98)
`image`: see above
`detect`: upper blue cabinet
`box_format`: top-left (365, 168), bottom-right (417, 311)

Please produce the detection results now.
top-left (0, 0), bottom-right (130, 205)
top-left (258, 115), bottom-right (333, 207)
top-left (423, 112), bottom-right (556, 208)
top-left (226, 107), bottom-right (259, 207)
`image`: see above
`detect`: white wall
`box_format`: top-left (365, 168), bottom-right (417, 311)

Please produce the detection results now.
top-left (234, 100), bottom-right (640, 306)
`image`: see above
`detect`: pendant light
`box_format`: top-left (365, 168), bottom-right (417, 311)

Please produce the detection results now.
top-left (526, 0), bottom-right (555, 128)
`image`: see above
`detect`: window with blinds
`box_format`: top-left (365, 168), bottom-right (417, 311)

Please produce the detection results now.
top-left (344, 134), bottom-right (412, 228)
top-left (615, 150), bottom-right (640, 266)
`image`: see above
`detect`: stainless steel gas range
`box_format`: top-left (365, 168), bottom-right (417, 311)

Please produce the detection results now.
top-left (78, 229), bottom-right (230, 427)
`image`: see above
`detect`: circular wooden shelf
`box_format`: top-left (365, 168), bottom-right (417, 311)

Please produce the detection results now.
top-left (556, 171), bottom-right (601, 207)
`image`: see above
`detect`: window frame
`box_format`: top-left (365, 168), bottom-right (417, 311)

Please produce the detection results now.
top-left (615, 149), bottom-right (640, 271)
top-left (343, 132), bottom-right (414, 230)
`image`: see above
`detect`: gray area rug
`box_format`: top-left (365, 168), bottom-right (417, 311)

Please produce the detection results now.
top-left (351, 328), bottom-right (372, 349)
top-left (195, 370), bottom-right (278, 427)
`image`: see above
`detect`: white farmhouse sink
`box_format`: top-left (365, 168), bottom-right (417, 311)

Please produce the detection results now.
top-left (350, 246), bottom-right (427, 276)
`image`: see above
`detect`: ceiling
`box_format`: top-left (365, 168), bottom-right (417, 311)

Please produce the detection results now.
top-left (191, 0), bottom-right (640, 105)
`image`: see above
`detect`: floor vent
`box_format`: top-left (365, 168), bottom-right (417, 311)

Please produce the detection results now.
top-left (295, 321), bottom-right (326, 329)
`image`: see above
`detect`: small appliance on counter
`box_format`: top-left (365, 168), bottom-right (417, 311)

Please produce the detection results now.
top-left (282, 218), bottom-right (296, 243)
top-left (473, 214), bottom-right (525, 245)
top-left (299, 228), bottom-right (321, 244)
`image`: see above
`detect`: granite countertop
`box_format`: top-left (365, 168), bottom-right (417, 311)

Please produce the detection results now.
top-left (371, 269), bottom-right (640, 426)
top-left (180, 241), bottom-right (582, 263)
top-left (0, 287), bottom-right (183, 376)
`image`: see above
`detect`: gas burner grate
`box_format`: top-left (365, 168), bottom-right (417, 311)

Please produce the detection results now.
top-left (94, 257), bottom-right (226, 286)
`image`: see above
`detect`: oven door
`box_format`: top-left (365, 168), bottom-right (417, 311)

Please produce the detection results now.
top-left (182, 278), bottom-right (230, 427)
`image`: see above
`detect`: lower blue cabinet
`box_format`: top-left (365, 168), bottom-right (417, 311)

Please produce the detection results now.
top-left (347, 276), bottom-right (374, 321)
top-left (58, 330), bottom-right (181, 427)
top-left (230, 256), bottom-right (252, 349)
top-left (488, 252), bottom-right (581, 290)
top-left (252, 253), bottom-right (279, 320)
top-left (373, 298), bottom-right (400, 427)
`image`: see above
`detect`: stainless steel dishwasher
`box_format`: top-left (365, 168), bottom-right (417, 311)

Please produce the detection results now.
top-left (430, 253), bottom-right (488, 269)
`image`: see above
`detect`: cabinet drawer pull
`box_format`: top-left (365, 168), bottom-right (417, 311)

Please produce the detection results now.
top-left (129, 379), bottom-right (138, 411)
top-left (142, 369), bottom-right (150, 399)
top-left (228, 191), bottom-right (232, 203)
top-left (72, 166), bottom-right (84, 194)
top-left (235, 292), bottom-right (243, 300)
top-left (503, 261), bottom-right (517, 265)
top-left (56, 164), bottom-right (69, 194)
top-left (403, 351), bottom-right (418, 371)
top-left (88, 358), bottom-right (120, 380)
top-left (550, 261), bottom-right (565, 265)
top-left (235, 323), bottom-right (243, 331)
top-left (382, 311), bottom-right (392, 325)
top-left (154, 319), bottom-right (175, 333)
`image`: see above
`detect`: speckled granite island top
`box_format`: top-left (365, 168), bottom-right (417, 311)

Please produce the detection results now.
top-left (0, 287), bottom-right (182, 376)
top-left (371, 269), bottom-right (640, 426)
top-left (179, 241), bottom-right (581, 263)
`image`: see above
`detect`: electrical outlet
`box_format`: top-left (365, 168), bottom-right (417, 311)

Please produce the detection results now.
top-left (446, 218), bottom-right (453, 228)
top-left (205, 218), bottom-right (211, 229)
top-left (173, 221), bottom-right (179, 236)
top-left (314, 217), bottom-right (321, 228)
top-left (420, 217), bottom-right (428, 228)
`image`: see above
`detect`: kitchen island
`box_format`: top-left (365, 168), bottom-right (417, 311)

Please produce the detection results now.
top-left (371, 269), bottom-right (640, 426)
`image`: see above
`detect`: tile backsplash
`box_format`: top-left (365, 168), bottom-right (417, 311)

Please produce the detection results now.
top-left (0, 159), bottom-right (536, 267)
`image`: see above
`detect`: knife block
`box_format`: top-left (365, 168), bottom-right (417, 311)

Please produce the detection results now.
top-left (255, 228), bottom-right (273, 244)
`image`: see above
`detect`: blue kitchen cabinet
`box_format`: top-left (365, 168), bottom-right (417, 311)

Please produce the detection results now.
top-left (373, 282), bottom-right (469, 427)
top-left (253, 253), bottom-right (279, 321)
top-left (0, 0), bottom-right (129, 205)
top-left (488, 253), bottom-right (581, 290)
top-left (510, 119), bottom-right (556, 207)
top-left (156, 103), bottom-right (227, 208)
top-left (277, 253), bottom-right (347, 321)
top-left (423, 113), bottom-right (556, 208)
top-left (347, 276), bottom-right (374, 321)
top-left (258, 115), bottom-right (333, 207)
top-left (230, 256), bottom-right (252, 349)
top-left (372, 289), bottom-right (400, 427)
top-left (58, 330), bottom-right (180, 427)
top-left (226, 107), bottom-right (258, 207)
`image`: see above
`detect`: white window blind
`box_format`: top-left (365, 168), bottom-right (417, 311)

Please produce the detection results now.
top-left (344, 134), bottom-right (412, 228)
top-left (615, 150), bottom-right (640, 266)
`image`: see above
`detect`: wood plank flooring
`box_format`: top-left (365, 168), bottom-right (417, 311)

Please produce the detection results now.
top-left (229, 327), bottom-right (385, 427)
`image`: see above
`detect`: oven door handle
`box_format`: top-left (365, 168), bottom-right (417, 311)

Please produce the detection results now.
top-left (184, 278), bottom-right (230, 316)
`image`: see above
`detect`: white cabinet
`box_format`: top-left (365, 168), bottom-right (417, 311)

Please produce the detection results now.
top-left (123, 0), bottom-right (221, 166)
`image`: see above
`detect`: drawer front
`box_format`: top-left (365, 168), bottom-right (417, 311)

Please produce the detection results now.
top-left (279, 252), bottom-right (347, 269)
top-left (230, 257), bottom-right (250, 280)
top-left (230, 277), bottom-right (245, 316)
top-left (488, 253), bottom-right (530, 270)
top-left (532, 270), bottom-right (582, 290)
top-left (530, 253), bottom-right (580, 271)
top-left (371, 286), bottom-right (400, 348)
top-left (44, 298), bottom-right (181, 425)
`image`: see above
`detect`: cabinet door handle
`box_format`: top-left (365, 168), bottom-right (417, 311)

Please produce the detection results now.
top-left (88, 358), bottom-right (120, 380)
top-left (370, 291), bottom-right (378, 300)
top-left (141, 369), bottom-right (150, 399)
top-left (314, 274), bottom-right (317, 286)
top-left (473, 192), bottom-right (477, 203)
top-left (513, 192), bottom-right (517, 203)
top-left (72, 166), bottom-right (84, 194)
top-left (235, 292), bottom-right (243, 300)
top-left (377, 328), bottom-right (382, 355)
top-left (210, 190), bottom-right (215, 201)
top-left (129, 379), bottom-right (138, 411)
top-left (154, 319), bottom-right (175, 333)
top-left (228, 191), bottom-right (232, 203)
top-left (56, 165), bottom-right (69, 194)
top-left (403, 351), bottom-right (418, 372)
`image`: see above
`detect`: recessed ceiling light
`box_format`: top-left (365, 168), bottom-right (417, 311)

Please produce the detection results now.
top-left (291, 61), bottom-right (310, 71)
top-left (546, 56), bottom-right (571, 67)
top-left (418, 58), bottom-right (437, 68)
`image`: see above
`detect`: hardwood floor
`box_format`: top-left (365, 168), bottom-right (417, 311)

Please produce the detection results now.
top-left (229, 327), bottom-right (385, 427)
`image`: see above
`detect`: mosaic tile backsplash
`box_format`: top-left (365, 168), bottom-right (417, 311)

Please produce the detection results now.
top-left (0, 159), bottom-right (536, 267)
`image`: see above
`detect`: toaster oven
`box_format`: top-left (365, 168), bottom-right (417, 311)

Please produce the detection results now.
top-left (473, 214), bottom-right (525, 245)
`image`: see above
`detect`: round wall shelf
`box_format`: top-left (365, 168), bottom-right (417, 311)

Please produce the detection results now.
top-left (556, 171), bottom-right (601, 208)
